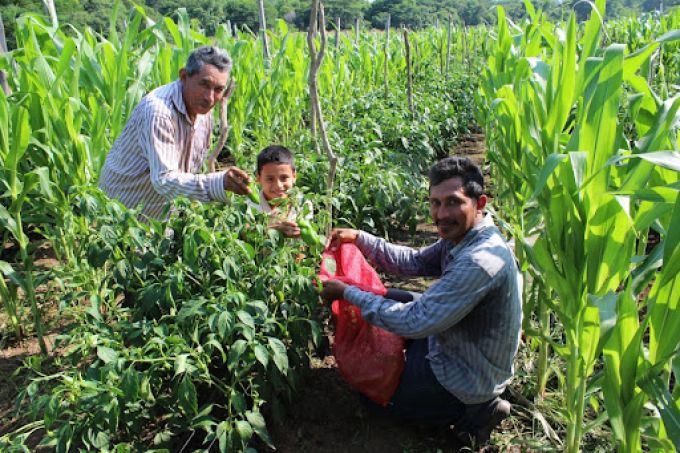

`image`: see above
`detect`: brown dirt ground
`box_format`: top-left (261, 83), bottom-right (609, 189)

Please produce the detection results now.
top-left (0, 133), bottom-right (538, 452)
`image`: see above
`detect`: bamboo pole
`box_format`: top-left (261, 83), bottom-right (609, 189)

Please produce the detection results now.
top-left (383, 14), bottom-right (391, 99)
top-left (307, 0), bottom-right (337, 234)
top-left (404, 29), bottom-right (414, 118)
top-left (257, 0), bottom-right (270, 69)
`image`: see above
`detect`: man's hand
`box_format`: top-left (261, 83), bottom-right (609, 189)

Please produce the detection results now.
top-left (223, 167), bottom-right (250, 195)
top-left (326, 228), bottom-right (359, 250)
top-left (271, 220), bottom-right (301, 238)
top-left (319, 279), bottom-right (348, 303)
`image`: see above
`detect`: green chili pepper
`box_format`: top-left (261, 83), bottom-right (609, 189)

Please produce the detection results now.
top-left (298, 219), bottom-right (323, 247)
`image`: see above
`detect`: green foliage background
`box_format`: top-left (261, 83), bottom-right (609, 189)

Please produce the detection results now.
top-left (2, 0), bottom-right (679, 49)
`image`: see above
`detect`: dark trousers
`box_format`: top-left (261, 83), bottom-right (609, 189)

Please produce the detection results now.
top-left (362, 337), bottom-right (467, 426)
top-left (360, 289), bottom-right (465, 425)
top-left (362, 289), bottom-right (499, 429)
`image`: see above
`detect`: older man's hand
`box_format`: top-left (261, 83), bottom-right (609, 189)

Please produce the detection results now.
top-left (319, 279), bottom-right (348, 303)
top-left (223, 166), bottom-right (250, 195)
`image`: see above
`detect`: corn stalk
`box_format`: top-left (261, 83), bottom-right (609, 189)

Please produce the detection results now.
top-left (0, 14), bottom-right (11, 96)
top-left (478, 1), bottom-right (680, 451)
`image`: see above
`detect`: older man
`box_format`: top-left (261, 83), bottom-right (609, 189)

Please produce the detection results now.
top-left (99, 46), bottom-right (250, 219)
top-left (321, 157), bottom-right (522, 444)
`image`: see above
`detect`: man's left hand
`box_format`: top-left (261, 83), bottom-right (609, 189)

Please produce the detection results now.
top-left (319, 279), bottom-right (348, 303)
top-left (224, 166), bottom-right (250, 194)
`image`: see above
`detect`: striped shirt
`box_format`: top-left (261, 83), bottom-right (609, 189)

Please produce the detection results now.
top-left (98, 80), bottom-right (228, 219)
top-left (344, 214), bottom-right (523, 404)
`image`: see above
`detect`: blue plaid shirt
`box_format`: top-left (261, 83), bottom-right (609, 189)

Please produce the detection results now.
top-left (344, 214), bottom-right (522, 404)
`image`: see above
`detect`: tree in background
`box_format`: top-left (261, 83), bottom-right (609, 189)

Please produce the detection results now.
top-left (2, 0), bottom-right (679, 49)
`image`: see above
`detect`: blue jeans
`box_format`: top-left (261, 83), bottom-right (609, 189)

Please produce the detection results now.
top-left (361, 337), bottom-right (466, 426)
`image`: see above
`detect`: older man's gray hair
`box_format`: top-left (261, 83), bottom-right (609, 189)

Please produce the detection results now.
top-left (184, 46), bottom-right (232, 76)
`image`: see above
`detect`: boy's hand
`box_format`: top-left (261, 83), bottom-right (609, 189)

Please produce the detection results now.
top-left (326, 228), bottom-right (359, 250)
top-left (271, 220), bottom-right (301, 238)
top-left (224, 167), bottom-right (250, 194)
top-left (319, 279), bottom-right (348, 303)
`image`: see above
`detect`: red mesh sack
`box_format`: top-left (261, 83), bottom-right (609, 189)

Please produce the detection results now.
top-left (319, 243), bottom-right (405, 406)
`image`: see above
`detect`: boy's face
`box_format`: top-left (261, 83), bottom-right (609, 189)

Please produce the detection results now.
top-left (256, 163), bottom-right (296, 201)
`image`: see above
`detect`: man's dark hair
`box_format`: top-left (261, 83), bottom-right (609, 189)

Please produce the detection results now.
top-left (185, 46), bottom-right (232, 76)
top-left (256, 145), bottom-right (295, 174)
top-left (428, 157), bottom-right (484, 199)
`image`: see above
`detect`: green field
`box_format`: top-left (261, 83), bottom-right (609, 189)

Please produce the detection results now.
top-left (1, 0), bottom-right (680, 451)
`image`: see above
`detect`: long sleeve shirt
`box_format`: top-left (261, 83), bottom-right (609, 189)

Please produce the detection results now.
top-left (344, 214), bottom-right (523, 404)
top-left (98, 80), bottom-right (228, 219)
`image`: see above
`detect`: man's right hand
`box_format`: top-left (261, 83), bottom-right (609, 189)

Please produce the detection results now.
top-left (223, 166), bottom-right (250, 195)
top-left (326, 228), bottom-right (359, 250)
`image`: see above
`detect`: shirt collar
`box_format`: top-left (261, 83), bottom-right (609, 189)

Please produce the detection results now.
top-left (450, 213), bottom-right (494, 254)
top-left (170, 80), bottom-right (193, 125)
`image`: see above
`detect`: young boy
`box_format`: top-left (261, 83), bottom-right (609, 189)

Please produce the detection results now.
top-left (247, 145), bottom-right (312, 238)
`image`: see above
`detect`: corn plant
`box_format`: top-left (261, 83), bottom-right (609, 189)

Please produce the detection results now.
top-left (478, 1), bottom-right (680, 451)
top-left (0, 89), bottom-right (54, 352)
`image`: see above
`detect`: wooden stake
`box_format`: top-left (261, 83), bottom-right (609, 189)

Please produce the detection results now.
top-left (462, 25), bottom-right (468, 75)
top-left (41, 0), bottom-right (58, 28)
top-left (355, 17), bottom-right (360, 44)
top-left (445, 15), bottom-right (452, 80)
top-left (335, 17), bottom-right (340, 49)
top-left (307, 0), bottom-right (337, 235)
top-left (257, 0), bottom-right (270, 69)
top-left (404, 29), bottom-right (414, 118)
top-left (384, 14), bottom-right (391, 99)
top-left (207, 80), bottom-right (236, 172)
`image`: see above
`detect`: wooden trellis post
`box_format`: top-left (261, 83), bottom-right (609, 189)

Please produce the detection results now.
top-left (384, 14), bottom-right (391, 99)
top-left (257, 0), bottom-right (270, 68)
top-left (307, 0), bottom-right (337, 234)
top-left (335, 17), bottom-right (341, 49)
top-left (207, 80), bottom-right (236, 172)
top-left (355, 17), bottom-right (360, 44)
top-left (404, 29), bottom-right (414, 118)
top-left (41, 0), bottom-right (58, 28)
top-left (445, 15), bottom-right (452, 80)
